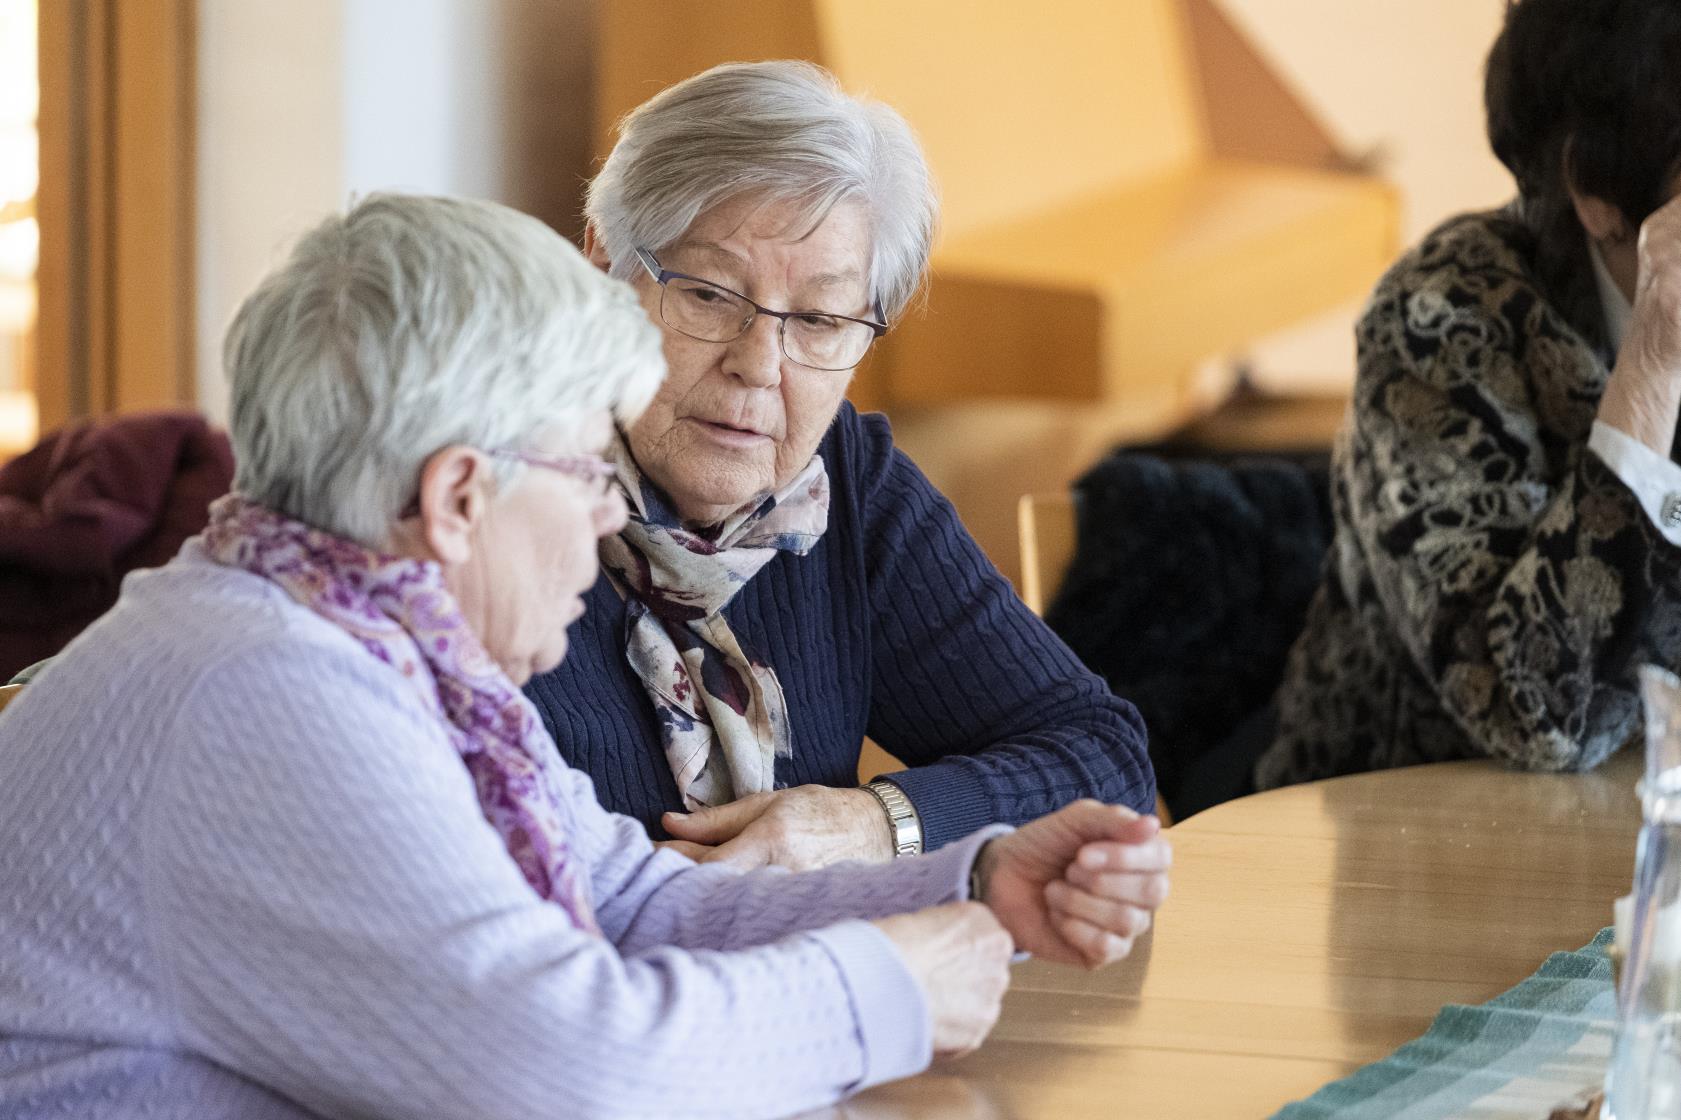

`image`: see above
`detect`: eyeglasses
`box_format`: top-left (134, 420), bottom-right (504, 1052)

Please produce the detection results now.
top-left (400, 448), bottom-right (618, 518)
top-left (487, 448), bottom-right (617, 497)
top-left (634, 247), bottom-right (887, 372)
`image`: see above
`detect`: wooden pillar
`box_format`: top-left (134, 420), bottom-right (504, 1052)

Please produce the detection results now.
top-left (36, 0), bottom-right (195, 431)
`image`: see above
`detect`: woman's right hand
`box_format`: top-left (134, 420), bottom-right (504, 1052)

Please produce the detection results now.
top-left (872, 902), bottom-right (1014, 1058)
top-left (1599, 192), bottom-right (1681, 454)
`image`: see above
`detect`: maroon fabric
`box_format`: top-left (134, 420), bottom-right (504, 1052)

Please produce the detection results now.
top-left (0, 411), bottom-right (235, 678)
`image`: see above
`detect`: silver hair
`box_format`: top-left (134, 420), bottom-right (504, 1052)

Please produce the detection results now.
top-left (225, 192), bottom-right (665, 546)
top-left (586, 59), bottom-right (938, 321)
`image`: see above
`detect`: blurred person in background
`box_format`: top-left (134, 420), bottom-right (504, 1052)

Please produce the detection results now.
top-left (1263, 0), bottom-right (1681, 787)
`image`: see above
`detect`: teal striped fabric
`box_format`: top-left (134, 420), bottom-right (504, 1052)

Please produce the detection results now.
top-left (1272, 929), bottom-right (1615, 1120)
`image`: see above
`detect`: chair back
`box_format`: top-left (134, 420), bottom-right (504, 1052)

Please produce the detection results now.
top-left (1019, 489), bottom-right (1171, 824)
top-left (0, 683), bottom-right (21, 714)
top-left (1018, 492), bottom-right (1079, 616)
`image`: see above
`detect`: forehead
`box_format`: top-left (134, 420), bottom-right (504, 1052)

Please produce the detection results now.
top-left (666, 196), bottom-right (871, 295)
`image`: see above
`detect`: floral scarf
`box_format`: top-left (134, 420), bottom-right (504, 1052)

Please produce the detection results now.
top-left (201, 495), bottom-right (599, 934)
top-left (600, 434), bottom-right (830, 810)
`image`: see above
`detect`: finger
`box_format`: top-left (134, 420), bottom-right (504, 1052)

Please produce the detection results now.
top-left (654, 839), bottom-right (713, 862)
top-left (1072, 836), bottom-right (1173, 874)
top-left (662, 792), bottom-right (773, 843)
top-left (1044, 880), bottom-right (1152, 939)
top-left (1064, 865), bottom-right (1172, 909)
top-left (696, 834), bottom-right (774, 870)
top-left (1059, 800), bottom-right (1162, 845)
top-left (1053, 912), bottom-right (1135, 969)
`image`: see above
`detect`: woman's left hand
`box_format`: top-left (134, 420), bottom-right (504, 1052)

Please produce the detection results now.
top-left (660, 785), bottom-right (894, 870)
top-left (974, 801), bottom-right (1171, 969)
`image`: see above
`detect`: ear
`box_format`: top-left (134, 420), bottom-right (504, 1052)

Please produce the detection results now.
top-left (581, 224), bottom-right (612, 273)
top-left (415, 446), bottom-right (492, 566)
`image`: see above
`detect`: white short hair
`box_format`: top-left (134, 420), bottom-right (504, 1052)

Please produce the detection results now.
top-left (586, 60), bottom-right (938, 321)
top-left (226, 192), bottom-right (665, 546)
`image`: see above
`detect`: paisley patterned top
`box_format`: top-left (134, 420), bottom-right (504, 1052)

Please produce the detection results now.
top-left (1260, 208), bottom-right (1681, 787)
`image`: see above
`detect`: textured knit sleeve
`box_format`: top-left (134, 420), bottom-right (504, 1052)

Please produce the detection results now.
top-left (567, 764), bottom-right (1007, 955)
top-left (1327, 256), bottom-right (1681, 771)
top-left (142, 636), bottom-right (934, 1120)
top-left (844, 409), bottom-right (1156, 848)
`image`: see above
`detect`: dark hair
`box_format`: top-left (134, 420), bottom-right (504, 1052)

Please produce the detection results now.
top-left (1485, 0), bottom-right (1681, 330)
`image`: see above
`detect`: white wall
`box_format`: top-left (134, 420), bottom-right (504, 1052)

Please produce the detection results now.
top-left (195, 0), bottom-right (592, 421)
top-left (1219, 0), bottom-right (1514, 390)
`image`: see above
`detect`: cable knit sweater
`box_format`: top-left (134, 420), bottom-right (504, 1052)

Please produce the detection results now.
top-left (0, 544), bottom-right (1004, 1120)
top-left (525, 404), bottom-right (1156, 848)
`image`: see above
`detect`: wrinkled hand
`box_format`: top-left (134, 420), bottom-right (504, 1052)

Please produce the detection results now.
top-left (1600, 192), bottom-right (1681, 453)
top-left (976, 800), bottom-right (1170, 969)
top-left (660, 785), bottom-right (893, 871)
top-left (873, 902), bottom-right (1013, 1058)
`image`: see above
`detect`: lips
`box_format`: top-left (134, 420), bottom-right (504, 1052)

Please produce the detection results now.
top-left (691, 416), bottom-right (773, 439)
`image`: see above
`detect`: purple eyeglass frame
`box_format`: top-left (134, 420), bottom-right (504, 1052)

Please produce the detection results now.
top-left (399, 449), bottom-right (616, 518)
top-left (485, 448), bottom-right (616, 489)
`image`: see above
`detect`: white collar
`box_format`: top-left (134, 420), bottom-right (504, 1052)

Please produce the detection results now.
top-left (1589, 236), bottom-right (1633, 352)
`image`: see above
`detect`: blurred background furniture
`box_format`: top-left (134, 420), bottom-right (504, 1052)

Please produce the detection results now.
top-left (595, 0), bottom-right (1397, 415)
top-left (1029, 450), bottom-right (1331, 819)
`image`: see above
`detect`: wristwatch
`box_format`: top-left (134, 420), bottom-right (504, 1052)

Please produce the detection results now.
top-left (863, 778), bottom-right (924, 858)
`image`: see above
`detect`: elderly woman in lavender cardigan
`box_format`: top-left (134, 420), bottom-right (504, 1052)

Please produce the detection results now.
top-left (0, 194), bottom-right (1170, 1120)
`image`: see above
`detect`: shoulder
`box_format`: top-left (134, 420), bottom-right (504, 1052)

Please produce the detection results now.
top-left (1354, 209), bottom-right (1599, 412)
top-left (821, 401), bottom-right (945, 520)
top-left (819, 400), bottom-right (898, 490)
top-left (53, 547), bottom-right (441, 749)
top-left (1360, 209), bottom-right (1555, 361)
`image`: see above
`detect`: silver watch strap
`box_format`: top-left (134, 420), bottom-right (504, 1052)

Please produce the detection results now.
top-left (863, 778), bottom-right (923, 858)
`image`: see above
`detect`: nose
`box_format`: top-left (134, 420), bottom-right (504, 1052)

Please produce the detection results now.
top-left (721, 313), bottom-right (783, 389)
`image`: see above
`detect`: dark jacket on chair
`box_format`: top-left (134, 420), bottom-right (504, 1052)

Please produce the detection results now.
top-left (0, 412), bottom-right (234, 679)
top-left (1046, 452), bottom-right (1332, 813)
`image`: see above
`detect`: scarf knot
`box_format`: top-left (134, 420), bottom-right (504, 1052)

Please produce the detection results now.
top-left (599, 434), bottom-right (831, 809)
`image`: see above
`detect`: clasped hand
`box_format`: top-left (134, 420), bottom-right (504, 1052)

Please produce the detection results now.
top-left (664, 789), bottom-right (1170, 1056)
top-left (879, 801), bottom-right (1169, 1056)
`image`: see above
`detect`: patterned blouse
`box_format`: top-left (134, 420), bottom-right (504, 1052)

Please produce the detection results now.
top-left (1259, 208), bottom-right (1681, 787)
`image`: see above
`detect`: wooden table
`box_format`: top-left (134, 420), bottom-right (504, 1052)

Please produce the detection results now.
top-left (813, 751), bottom-right (1642, 1119)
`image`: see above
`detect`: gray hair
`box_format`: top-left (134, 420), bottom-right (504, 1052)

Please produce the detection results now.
top-left (225, 192), bottom-right (665, 546)
top-left (586, 59), bottom-right (938, 321)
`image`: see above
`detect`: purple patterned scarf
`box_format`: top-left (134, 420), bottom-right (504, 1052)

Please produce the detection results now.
top-left (600, 434), bottom-right (830, 810)
top-left (202, 495), bottom-right (600, 934)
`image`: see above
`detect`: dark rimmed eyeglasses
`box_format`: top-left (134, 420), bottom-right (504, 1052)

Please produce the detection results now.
top-left (634, 246), bottom-right (887, 372)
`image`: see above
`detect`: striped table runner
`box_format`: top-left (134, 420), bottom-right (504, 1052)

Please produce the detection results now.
top-left (1272, 930), bottom-right (1615, 1120)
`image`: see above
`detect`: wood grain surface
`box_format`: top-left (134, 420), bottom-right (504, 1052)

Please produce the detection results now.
top-left (808, 751), bottom-right (1641, 1119)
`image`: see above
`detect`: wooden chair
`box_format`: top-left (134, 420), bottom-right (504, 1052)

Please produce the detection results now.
top-left (0, 683), bottom-right (21, 714)
top-left (1019, 491), bottom-right (1172, 825)
top-left (595, 0), bottom-right (1398, 415)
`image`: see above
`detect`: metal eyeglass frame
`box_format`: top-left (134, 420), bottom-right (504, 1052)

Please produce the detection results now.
top-left (633, 246), bottom-right (888, 372)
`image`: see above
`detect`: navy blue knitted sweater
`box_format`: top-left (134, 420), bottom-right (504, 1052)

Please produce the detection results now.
top-left (524, 404), bottom-right (1155, 850)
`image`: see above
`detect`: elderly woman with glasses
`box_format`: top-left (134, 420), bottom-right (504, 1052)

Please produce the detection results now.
top-left (0, 193), bottom-right (1171, 1120)
top-left (524, 60), bottom-right (1157, 873)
